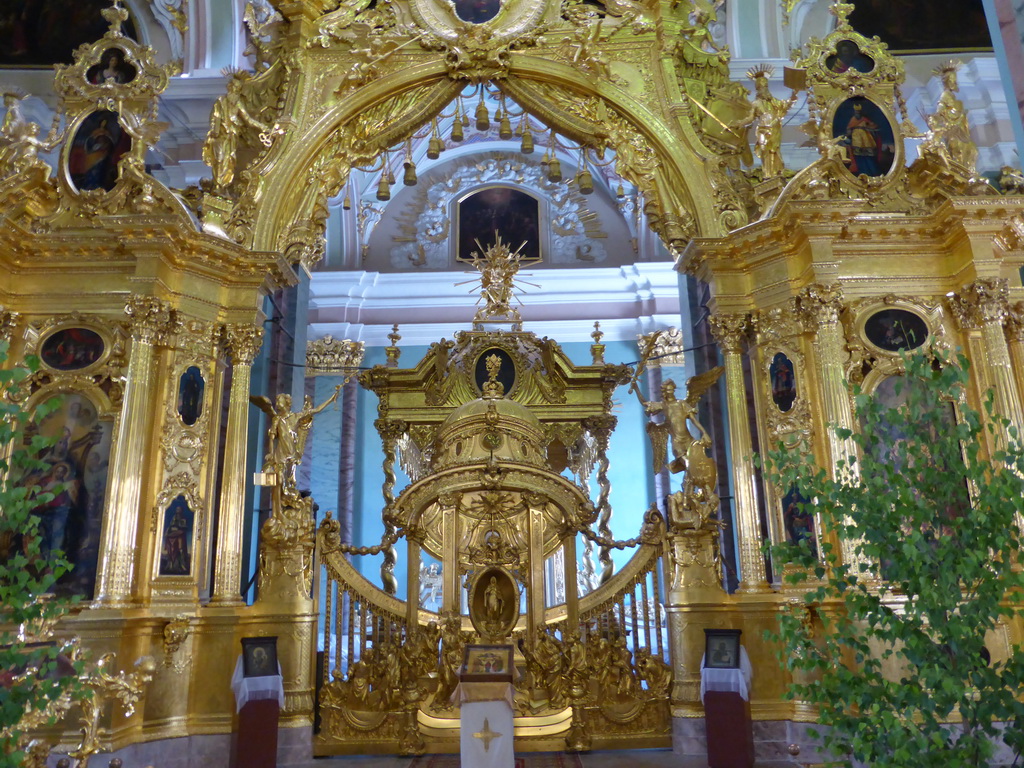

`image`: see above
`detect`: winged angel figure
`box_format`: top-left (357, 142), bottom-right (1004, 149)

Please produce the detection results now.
top-left (635, 367), bottom-right (723, 482)
top-left (0, 91), bottom-right (56, 179)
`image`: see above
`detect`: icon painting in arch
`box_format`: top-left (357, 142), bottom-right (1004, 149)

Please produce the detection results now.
top-left (832, 97), bottom-right (896, 178)
top-left (160, 495), bottom-right (195, 576)
top-left (177, 366), bottom-right (205, 426)
top-left (68, 109), bottom-right (131, 192)
top-left (769, 352), bottom-right (797, 413)
top-left (457, 187), bottom-right (540, 264)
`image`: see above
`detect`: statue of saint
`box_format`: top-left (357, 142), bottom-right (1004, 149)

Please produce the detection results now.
top-left (483, 575), bottom-right (503, 626)
top-left (202, 70), bottom-right (276, 188)
top-left (921, 61), bottom-right (977, 173)
top-left (731, 65), bottom-right (797, 180)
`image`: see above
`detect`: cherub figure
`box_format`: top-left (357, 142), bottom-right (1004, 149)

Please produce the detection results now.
top-left (202, 69), bottom-right (277, 188)
top-left (999, 166), bottom-right (1024, 195)
top-left (0, 91), bottom-right (54, 178)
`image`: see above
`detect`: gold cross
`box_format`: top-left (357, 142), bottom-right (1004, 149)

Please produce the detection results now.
top-left (473, 718), bottom-right (502, 752)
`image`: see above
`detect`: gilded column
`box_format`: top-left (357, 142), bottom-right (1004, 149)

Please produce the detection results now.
top-left (708, 313), bottom-right (767, 591)
top-left (797, 284), bottom-right (866, 573)
top-left (950, 279), bottom-right (1024, 437)
top-left (1006, 302), bottom-right (1024, 418)
top-left (212, 323), bottom-right (263, 604)
top-left (95, 296), bottom-right (174, 606)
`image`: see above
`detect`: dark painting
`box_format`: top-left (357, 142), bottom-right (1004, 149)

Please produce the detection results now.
top-left (159, 495), bottom-right (194, 576)
top-left (40, 327), bottom-right (105, 371)
top-left (832, 97), bottom-right (895, 178)
top-left (86, 47), bottom-right (135, 85)
top-left (0, 0), bottom-right (136, 67)
top-left (769, 352), bottom-right (797, 412)
top-left (782, 486), bottom-right (817, 557)
top-left (864, 308), bottom-right (929, 352)
top-left (848, 0), bottom-right (990, 52)
top-left (454, 0), bottom-right (501, 24)
top-left (241, 636), bottom-right (278, 678)
top-left (825, 40), bottom-right (874, 74)
top-left (17, 393), bottom-right (112, 598)
top-left (474, 348), bottom-right (516, 396)
top-left (68, 110), bottom-right (131, 192)
top-left (457, 187), bottom-right (540, 263)
top-left (177, 366), bottom-right (205, 426)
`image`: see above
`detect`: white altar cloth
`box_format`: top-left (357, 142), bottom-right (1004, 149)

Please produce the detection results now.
top-left (455, 683), bottom-right (515, 768)
top-left (700, 646), bottom-right (753, 702)
top-left (230, 656), bottom-right (285, 712)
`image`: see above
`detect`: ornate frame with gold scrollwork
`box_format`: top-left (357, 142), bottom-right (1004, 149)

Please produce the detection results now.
top-left (823, 93), bottom-right (904, 189)
top-left (35, 318), bottom-right (114, 376)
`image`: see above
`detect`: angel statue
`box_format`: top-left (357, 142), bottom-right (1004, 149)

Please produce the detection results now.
top-left (730, 65), bottom-right (797, 180)
top-left (0, 91), bottom-right (55, 179)
top-left (636, 368), bottom-right (722, 475)
top-left (250, 386), bottom-right (340, 499)
top-left (920, 60), bottom-right (978, 174)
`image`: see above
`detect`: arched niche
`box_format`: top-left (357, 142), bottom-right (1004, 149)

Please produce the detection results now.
top-left (247, 60), bottom-right (720, 262)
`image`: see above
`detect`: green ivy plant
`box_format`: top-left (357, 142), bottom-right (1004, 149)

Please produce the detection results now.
top-left (0, 341), bottom-right (84, 767)
top-left (763, 350), bottom-right (1024, 768)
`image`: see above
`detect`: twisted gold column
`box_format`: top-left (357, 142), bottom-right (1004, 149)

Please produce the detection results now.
top-left (212, 323), bottom-right (263, 603)
top-left (95, 296), bottom-right (174, 606)
top-left (582, 414), bottom-right (616, 584)
top-left (708, 313), bottom-right (767, 591)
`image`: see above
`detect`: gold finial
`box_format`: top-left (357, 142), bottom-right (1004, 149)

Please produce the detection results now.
top-left (101, 0), bottom-right (130, 33)
top-left (482, 353), bottom-right (505, 398)
top-left (386, 323), bottom-right (401, 367)
top-left (591, 321), bottom-right (606, 364)
top-left (829, 0), bottom-right (856, 28)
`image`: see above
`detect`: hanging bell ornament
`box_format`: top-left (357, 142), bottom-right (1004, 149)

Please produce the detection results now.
top-left (427, 136), bottom-right (443, 159)
top-left (547, 157), bottom-right (563, 183)
top-left (498, 114), bottom-right (513, 140)
top-left (577, 169), bottom-right (594, 194)
top-left (451, 119), bottom-right (464, 142)
top-left (376, 176), bottom-right (391, 201)
top-left (403, 161), bottom-right (417, 186)
top-left (520, 129), bottom-right (534, 154)
top-left (475, 98), bottom-right (490, 131)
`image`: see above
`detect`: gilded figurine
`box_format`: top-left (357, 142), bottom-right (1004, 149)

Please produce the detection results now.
top-left (920, 61), bottom-right (978, 173)
top-left (732, 65), bottom-right (797, 179)
top-left (0, 91), bottom-right (54, 178)
top-left (635, 367), bottom-right (723, 475)
top-left (999, 166), bottom-right (1024, 195)
top-left (250, 386), bottom-right (341, 495)
top-left (203, 69), bottom-right (278, 188)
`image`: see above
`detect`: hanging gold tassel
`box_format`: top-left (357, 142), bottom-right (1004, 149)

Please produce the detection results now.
top-left (475, 96), bottom-right (490, 131)
top-left (577, 169), bottom-right (594, 194)
top-left (521, 129), bottom-right (534, 154)
top-left (547, 157), bottom-right (562, 183)
top-left (376, 175), bottom-right (391, 201)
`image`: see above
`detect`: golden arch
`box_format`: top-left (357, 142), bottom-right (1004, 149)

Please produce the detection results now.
top-left (246, 57), bottom-right (723, 257)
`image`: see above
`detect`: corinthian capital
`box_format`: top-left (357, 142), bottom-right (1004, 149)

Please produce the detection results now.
top-left (224, 323), bottom-right (264, 366)
top-left (1007, 301), bottom-right (1024, 343)
top-left (948, 278), bottom-right (1009, 330)
top-left (125, 295), bottom-right (176, 344)
top-left (708, 313), bottom-right (749, 354)
top-left (797, 283), bottom-right (845, 328)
